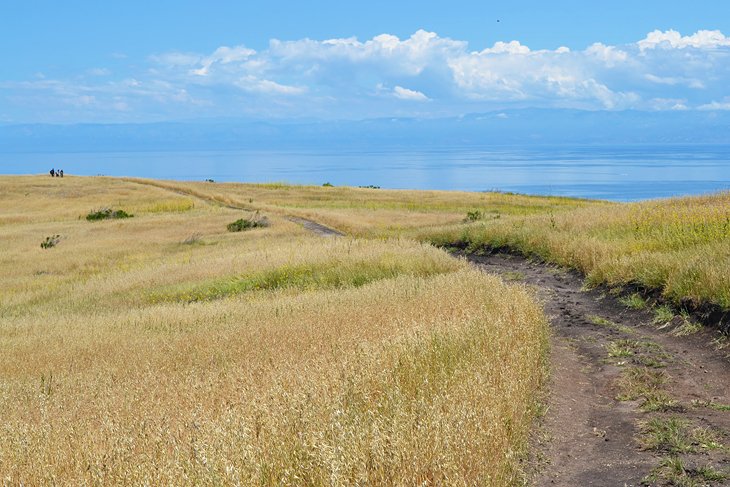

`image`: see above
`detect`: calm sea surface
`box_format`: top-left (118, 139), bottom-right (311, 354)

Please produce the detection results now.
top-left (2, 145), bottom-right (729, 201)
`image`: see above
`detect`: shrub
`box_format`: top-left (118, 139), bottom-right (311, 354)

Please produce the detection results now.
top-left (322, 182), bottom-right (334, 187)
top-left (86, 208), bottom-right (133, 221)
top-left (464, 210), bottom-right (484, 222)
top-left (41, 235), bottom-right (61, 249)
top-left (227, 212), bottom-right (269, 232)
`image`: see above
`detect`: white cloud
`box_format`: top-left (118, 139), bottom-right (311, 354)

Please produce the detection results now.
top-left (192, 45), bottom-right (257, 76)
top-left (393, 86), bottom-right (429, 101)
top-left (480, 40), bottom-right (530, 55)
top-left (644, 74), bottom-right (704, 88)
top-left (585, 43), bottom-right (628, 66)
top-left (114, 28), bottom-right (730, 113)
top-left (698, 99), bottom-right (730, 110)
top-left (236, 76), bottom-right (306, 95)
top-left (6, 28), bottom-right (730, 121)
top-left (638, 29), bottom-right (730, 51)
top-left (649, 98), bottom-right (689, 111)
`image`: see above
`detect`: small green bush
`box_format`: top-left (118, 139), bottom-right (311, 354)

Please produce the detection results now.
top-left (41, 235), bottom-right (61, 249)
top-left (464, 210), bottom-right (484, 222)
top-left (86, 208), bottom-right (133, 221)
top-left (227, 212), bottom-right (269, 232)
top-left (322, 182), bottom-right (334, 187)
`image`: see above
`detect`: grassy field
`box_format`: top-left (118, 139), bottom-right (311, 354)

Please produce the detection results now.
top-left (121, 177), bottom-right (730, 311)
top-left (4, 174), bottom-right (726, 484)
top-left (0, 176), bottom-right (549, 485)
top-left (122, 177), bottom-right (597, 237)
top-left (425, 192), bottom-right (730, 311)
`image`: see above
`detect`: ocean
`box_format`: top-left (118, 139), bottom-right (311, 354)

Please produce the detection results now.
top-left (2, 144), bottom-right (729, 202)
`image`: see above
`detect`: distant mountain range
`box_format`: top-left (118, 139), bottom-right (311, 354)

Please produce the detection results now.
top-left (2, 109), bottom-right (729, 152)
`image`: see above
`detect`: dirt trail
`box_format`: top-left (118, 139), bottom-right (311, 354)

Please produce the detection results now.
top-left (467, 252), bottom-right (730, 486)
top-left (125, 178), bottom-right (343, 237)
top-left (284, 216), bottom-right (344, 237)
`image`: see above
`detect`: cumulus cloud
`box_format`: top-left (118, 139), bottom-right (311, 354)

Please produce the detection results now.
top-left (638, 29), bottom-right (730, 50)
top-left (4, 28), bottom-right (730, 121)
top-left (393, 86), bottom-right (429, 101)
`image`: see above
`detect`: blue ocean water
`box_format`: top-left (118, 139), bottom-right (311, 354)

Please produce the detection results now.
top-left (1, 144), bottom-right (729, 202)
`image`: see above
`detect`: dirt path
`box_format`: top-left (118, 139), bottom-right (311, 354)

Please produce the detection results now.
top-left (284, 216), bottom-right (344, 237)
top-left (124, 178), bottom-right (343, 237)
top-left (466, 252), bottom-right (730, 486)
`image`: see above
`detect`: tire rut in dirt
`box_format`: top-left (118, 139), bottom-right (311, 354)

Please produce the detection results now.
top-left (465, 252), bottom-right (730, 487)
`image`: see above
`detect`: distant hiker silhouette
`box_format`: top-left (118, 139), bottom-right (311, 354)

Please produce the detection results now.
top-left (59, 169), bottom-right (64, 177)
top-left (50, 168), bottom-right (55, 177)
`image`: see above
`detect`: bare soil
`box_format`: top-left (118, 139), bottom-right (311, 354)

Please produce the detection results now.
top-left (285, 216), bottom-right (344, 237)
top-left (465, 252), bottom-right (730, 486)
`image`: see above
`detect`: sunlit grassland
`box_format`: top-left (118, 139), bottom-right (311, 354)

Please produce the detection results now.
top-left (0, 176), bottom-right (548, 485)
top-left (124, 177), bottom-right (598, 237)
top-left (425, 192), bottom-right (730, 309)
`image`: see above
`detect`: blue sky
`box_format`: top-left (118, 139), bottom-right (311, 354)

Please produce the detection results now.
top-left (2, 1), bottom-right (730, 123)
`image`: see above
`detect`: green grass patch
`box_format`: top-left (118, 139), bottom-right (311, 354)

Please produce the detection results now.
top-left (607, 340), bottom-right (635, 358)
top-left (653, 305), bottom-right (675, 326)
top-left (672, 314), bottom-right (703, 337)
top-left (640, 418), bottom-right (695, 453)
top-left (588, 315), bottom-right (636, 334)
top-left (639, 417), bottom-right (726, 453)
top-left (616, 366), bottom-right (678, 412)
top-left (227, 212), bottom-right (269, 232)
top-left (86, 207), bottom-right (133, 221)
top-left (692, 400), bottom-right (730, 412)
top-left (645, 457), bottom-right (729, 487)
top-left (619, 293), bottom-right (647, 310)
top-left (151, 258), bottom-right (457, 303)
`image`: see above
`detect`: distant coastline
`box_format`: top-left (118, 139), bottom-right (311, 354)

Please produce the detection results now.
top-left (2, 143), bottom-right (729, 202)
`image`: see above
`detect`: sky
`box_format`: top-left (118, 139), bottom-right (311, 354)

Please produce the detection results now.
top-left (2, 1), bottom-right (730, 123)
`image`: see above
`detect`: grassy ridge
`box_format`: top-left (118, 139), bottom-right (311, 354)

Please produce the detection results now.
top-left (135, 177), bottom-right (729, 312)
top-left (0, 176), bottom-right (548, 484)
top-left (424, 192), bottom-right (730, 310)
top-left (125, 177), bottom-right (597, 237)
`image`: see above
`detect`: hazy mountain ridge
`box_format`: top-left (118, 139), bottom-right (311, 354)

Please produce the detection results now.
top-left (2, 109), bottom-right (729, 152)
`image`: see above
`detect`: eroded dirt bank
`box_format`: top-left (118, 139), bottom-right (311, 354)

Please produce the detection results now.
top-left (466, 252), bottom-right (730, 487)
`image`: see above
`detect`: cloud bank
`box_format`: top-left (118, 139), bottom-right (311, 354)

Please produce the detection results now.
top-left (3, 29), bottom-right (730, 121)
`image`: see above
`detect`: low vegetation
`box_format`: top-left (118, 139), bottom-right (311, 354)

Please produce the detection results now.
top-left (0, 176), bottom-right (548, 484)
top-left (40, 234), bottom-right (61, 249)
top-left (86, 207), bottom-right (133, 221)
top-left (226, 212), bottom-right (269, 232)
top-left (645, 456), bottom-right (728, 487)
top-left (4, 174), bottom-right (727, 484)
top-left (426, 192), bottom-right (730, 313)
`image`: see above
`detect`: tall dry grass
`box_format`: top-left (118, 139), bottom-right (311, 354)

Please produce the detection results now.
top-left (425, 192), bottom-right (730, 309)
top-left (0, 176), bottom-right (549, 485)
top-left (124, 177), bottom-right (598, 237)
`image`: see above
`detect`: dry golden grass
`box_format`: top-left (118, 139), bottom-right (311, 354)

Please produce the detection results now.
top-left (0, 176), bottom-right (549, 485)
top-left (123, 177), bottom-right (597, 237)
top-left (426, 192), bottom-right (730, 309)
